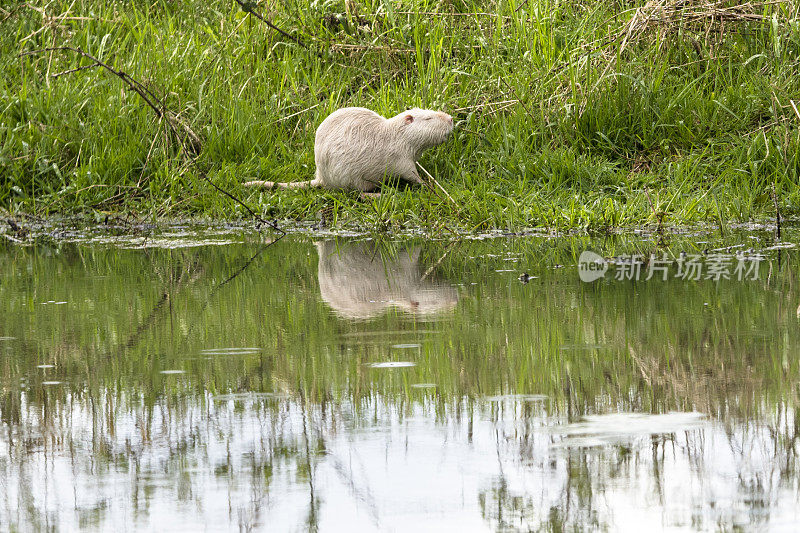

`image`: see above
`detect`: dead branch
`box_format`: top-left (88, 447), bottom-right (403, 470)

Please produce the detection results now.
top-left (21, 46), bottom-right (283, 233)
top-left (328, 43), bottom-right (416, 54)
top-left (453, 99), bottom-right (520, 113)
top-left (51, 62), bottom-right (100, 78)
top-left (22, 46), bottom-right (201, 152)
top-left (193, 165), bottom-right (283, 233)
top-left (580, 0), bottom-right (781, 95)
top-left (416, 161), bottom-right (460, 212)
top-left (610, 0), bottom-right (772, 48)
top-left (234, 0), bottom-right (320, 56)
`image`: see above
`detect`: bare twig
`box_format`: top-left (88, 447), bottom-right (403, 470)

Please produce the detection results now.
top-left (51, 62), bottom-right (99, 78)
top-left (269, 103), bottom-right (319, 126)
top-left (1, 4), bottom-right (21, 23)
top-left (420, 240), bottom-right (457, 281)
top-left (644, 186), bottom-right (666, 241)
top-left (500, 77), bottom-right (537, 123)
top-left (453, 99), bottom-right (519, 112)
top-left (234, 0), bottom-right (319, 56)
top-left (22, 46), bottom-right (201, 151)
top-left (790, 100), bottom-right (800, 122)
top-left (468, 101), bottom-right (519, 117)
top-left (329, 43), bottom-right (414, 53)
top-left (771, 185), bottom-right (781, 240)
top-left (195, 165), bottom-right (283, 233)
top-left (22, 46), bottom-right (281, 233)
top-left (394, 10), bottom-right (512, 18)
top-left (416, 162), bottom-right (459, 211)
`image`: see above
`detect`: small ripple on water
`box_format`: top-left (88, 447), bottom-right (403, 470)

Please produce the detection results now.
top-left (559, 343), bottom-right (608, 351)
top-left (340, 330), bottom-right (438, 338)
top-left (212, 392), bottom-right (290, 401)
top-left (392, 343), bottom-right (421, 349)
top-left (369, 362), bottom-right (416, 368)
top-left (484, 394), bottom-right (548, 402)
top-left (86, 235), bottom-right (240, 249)
top-left (200, 348), bottom-right (261, 356)
top-left (553, 411), bottom-right (707, 447)
top-left (160, 370), bottom-right (186, 375)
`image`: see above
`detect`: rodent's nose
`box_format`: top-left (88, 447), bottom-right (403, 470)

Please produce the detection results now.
top-left (438, 112), bottom-right (453, 126)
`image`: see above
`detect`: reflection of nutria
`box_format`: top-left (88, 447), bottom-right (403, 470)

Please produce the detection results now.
top-left (244, 107), bottom-right (454, 191)
top-left (315, 240), bottom-right (458, 320)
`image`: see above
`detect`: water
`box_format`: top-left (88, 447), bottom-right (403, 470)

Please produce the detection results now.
top-left (1, 226), bottom-right (799, 531)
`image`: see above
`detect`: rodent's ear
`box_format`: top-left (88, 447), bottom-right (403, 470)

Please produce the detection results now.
top-left (404, 114), bottom-right (414, 124)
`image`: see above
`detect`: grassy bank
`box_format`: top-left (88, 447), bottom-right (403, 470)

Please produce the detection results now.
top-left (2, 0), bottom-right (799, 232)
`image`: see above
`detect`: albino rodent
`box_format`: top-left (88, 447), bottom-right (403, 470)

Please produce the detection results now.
top-left (315, 240), bottom-right (458, 319)
top-left (244, 107), bottom-right (454, 192)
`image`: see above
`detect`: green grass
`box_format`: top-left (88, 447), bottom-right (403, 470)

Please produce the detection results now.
top-left (2, 0), bottom-right (800, 232)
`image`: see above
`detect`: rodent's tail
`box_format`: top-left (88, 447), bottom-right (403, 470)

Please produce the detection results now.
top-left (243, 180), bottom-right (315, 189)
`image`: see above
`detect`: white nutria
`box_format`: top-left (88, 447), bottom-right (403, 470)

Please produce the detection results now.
top-left (315, 240), bottom-right (458, 319)
top-left (243, 107), bottom-right (454, 192)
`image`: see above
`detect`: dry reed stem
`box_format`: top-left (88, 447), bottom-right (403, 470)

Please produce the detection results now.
top-left (586, 0), bottom-right (781, 94)
top-left (416, 162), bottom-right (459, 211)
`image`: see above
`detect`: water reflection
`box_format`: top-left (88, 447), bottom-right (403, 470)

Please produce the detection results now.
top-left (3, 392), bottom-right (799, 530)
top-left (1, 229), bottom-right (800, 530)
top-left (552, 411), bottom-right (706, 447)
top-left (316, 240), bottom-right (458, 319)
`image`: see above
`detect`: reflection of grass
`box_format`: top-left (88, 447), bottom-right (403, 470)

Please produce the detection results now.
top-left (2, 236), bottom-right (800, 530)
top-left (2, 1), bottom-right (799, 228)
top-left (0, 234), bottom-right (798, 419)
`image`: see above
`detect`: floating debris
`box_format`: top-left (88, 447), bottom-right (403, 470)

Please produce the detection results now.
top-left (484, 394), bottom-right (548, 402)
top-left (200, 348), bottom-right (261, 356)
top-left (85, 236), bottom-right (240, 249)
top-left (553, 412), bottom-right (706, 447)
top-left (763, 243), bottom-right (797, 250)
top-left (368, 362), bottom-right (416, 368)
top-left (212, 392), bottom-right (289, 401)
top-left (559, 344), bottom-right (608, 351)
top-left (340, 330), bottom-right (437, 338)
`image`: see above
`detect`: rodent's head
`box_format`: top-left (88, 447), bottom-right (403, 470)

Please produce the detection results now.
top-left (391, 108), bottom-right (454, 153)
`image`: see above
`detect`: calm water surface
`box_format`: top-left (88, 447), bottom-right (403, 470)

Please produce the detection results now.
top-left (2, 227), bottom-right (800, 531)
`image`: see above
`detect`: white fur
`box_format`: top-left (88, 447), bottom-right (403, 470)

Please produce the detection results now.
top-left (243, 107), bottom-right (453, 191)
top-left (316, 240), bottom-right (458, 319)
top-left (313, 107), bottom-right (453, 191)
